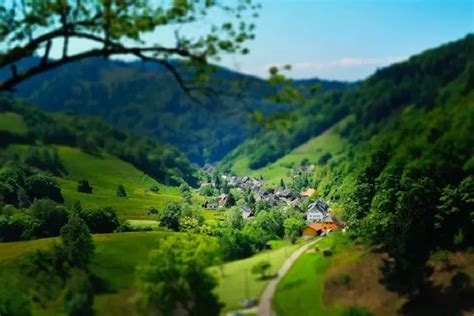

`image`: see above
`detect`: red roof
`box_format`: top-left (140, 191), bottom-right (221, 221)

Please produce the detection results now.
top-left (307, 223), bottom-right (323, 231)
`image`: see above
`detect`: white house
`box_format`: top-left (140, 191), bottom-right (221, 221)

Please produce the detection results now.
top-left (307, 208), bottom-right (324, 223)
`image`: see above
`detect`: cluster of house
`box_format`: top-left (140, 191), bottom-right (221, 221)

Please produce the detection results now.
top-left (200, 171), bottom-right (344, 236)
top-left (302, 197), bottom-right (341, 237)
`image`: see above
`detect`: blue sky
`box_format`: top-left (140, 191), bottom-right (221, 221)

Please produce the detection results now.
top-left (42, 0), bottom-right (473, 81)
top-left (221, 0), bottom-right (473, 80)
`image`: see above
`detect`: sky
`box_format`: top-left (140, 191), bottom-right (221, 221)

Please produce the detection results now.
top-left (39, 0), bottom-right (474, 81)
top-left (220, 0), bottom-right (474, 80)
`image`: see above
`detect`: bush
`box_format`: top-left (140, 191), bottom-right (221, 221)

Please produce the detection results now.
top-left (148, 207), bottom-right (158, 215)
top-left (0, 212), bottom-right (30, 241)
top-left (116, 184), bottom-right (127, 197)
top-left (149, 185), bottom-right (160, 193)
top-left (0, 281), bottom-right (32, 316)
top-left (25, 173), bottom-right (64, 203)
top-left (342, 306), bottom-right (374, 316)
top-left (77, 180), bottom-right (93, 194)
top-left (80, 207), bottom-right (119, 233)
top-left (28, 199), bottom-right (69, 238)
top-left (64, 269), bottom-right (94, 316)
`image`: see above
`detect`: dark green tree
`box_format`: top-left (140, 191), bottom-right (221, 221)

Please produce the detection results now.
top-left (279, 178), bottom-right (285, 189)
top-left (63, 269), bottom-right (94, 316)
top-left (25, 173), bottom-right (64, 203)
top-left (77, 179), bottom-right (93, 194)
top-left (116, 184), bottom-right (127, 197)
top-left (225, 192), bottom-right (236, 208)
top-left (381, 176), bottom-right (439, 296)
top-left (60, 214), bottom-right (95, 269)
top-left (158, 202), bottom-right (182, 231)
top-left (29, 198), bottom-right (69, 238)
top-left (17, 186), bottom-right (30, 208)
top-left (138, 234), bottom-right (221, 316)
top-left (284, 217), bottom-right (305, 244)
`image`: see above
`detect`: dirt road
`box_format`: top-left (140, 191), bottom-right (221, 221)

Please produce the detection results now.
top-left (257, 238), bottom-right (321, 316)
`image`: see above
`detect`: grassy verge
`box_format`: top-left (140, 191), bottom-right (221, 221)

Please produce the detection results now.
top-left (210, 240), bottom-right (302, 312)
top-left (229, 117), bottom-right (352, 187)
top-left (273, 233), bottom-right (352, 316)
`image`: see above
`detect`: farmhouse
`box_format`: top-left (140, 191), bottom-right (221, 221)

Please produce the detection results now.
top-left (302, 223), bottom-right (323, 236)
top-left (302, 220), bottom-right (338, 237)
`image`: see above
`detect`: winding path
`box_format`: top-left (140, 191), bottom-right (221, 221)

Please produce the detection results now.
top-left (257, 237), bottom-right (322, 316)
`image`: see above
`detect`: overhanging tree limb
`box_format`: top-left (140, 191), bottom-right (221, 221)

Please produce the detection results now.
top-left (0, 0), bottom-right (260, 103)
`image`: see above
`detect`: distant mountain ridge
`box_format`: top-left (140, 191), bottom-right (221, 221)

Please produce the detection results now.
top-left (5, 57), bottom-right (353, 165)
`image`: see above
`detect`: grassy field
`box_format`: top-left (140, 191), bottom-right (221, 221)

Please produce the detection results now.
top-left (273, 233), bottom-right (353, 316)
top-left (0, 232), bottom-right (167, 316)
top-left (229, 117), bottom-right (352, 187)
top-left (210, 240), bottom-right (302, 312)
top-left (54, 145), bottom-right (183, 219)
top-left (0, 111), bottom-right (28, 135)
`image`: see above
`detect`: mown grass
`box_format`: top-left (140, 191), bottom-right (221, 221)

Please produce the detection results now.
top-left (0, 111), bottom-right (28, 135)
top-left (273, 233), bottom-right (352, 316)
top-left (127, 219), bottom-right (160, 229)
top-left (210, 240), bottom-right (302, 312)
top-left (54, 145), bottom-right (182, 219)
top-left (229, 117), bottom-right (352, 187)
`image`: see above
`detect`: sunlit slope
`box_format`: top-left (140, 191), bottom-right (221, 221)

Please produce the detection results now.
top-left (0, 112), bottom-right (28, 135)
top-left (55, 146), bottom-right (181, 219)
top-left (229, 116), bottom-right (352, 187)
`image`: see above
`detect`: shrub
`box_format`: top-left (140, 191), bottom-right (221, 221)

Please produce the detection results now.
top-left (80, 207), bottom-right (119, 233)
top-left (25, 173), bottom-right (64, 203)
top-left (342, 306), bottom-right (374, 316)
top-left (149, 185), bottom-right (160, 193)
top-left (116, 184), bottom-right (127, 197)
top-left (77, 180), bottom-right (93, 194)
top-left (28, 199), bottom-right (69, 238)
top-left (64, 269), bottom-right (94, 316)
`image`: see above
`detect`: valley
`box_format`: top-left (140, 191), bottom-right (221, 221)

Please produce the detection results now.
top-left (0, 6), bottom-right (473, 315)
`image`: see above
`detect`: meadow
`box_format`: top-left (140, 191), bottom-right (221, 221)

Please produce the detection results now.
top-left (273, 233), bottom-right (352, 316)
top-left (55, 146), bottom-right (183, 219)
top-left (0, 111), bottom-right (28, 135)
top-left (210, 240), bottom-right (302, 312)
top-left (229, 117), bottom-right (352, 187)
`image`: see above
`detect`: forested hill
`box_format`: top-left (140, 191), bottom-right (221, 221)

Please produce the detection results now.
top-left (0, 98), bottom-right (198, 186)
top-left (8, 58), bottom-right (352, 165)
top-left (220, 34), bottom-right (474, 172)
top-left (221, 34), bottom-right (474, 294)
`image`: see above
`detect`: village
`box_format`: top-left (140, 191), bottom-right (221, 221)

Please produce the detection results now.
top-left (200, 168), bottom-right (343, 237)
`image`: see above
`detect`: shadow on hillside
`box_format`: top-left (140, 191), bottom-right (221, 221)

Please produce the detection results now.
top-left (276, 278), bottom-right (305, 290)
top-left (399, 271), bottom-right (474, 316)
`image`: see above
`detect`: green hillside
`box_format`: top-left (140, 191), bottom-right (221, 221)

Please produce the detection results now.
top-left (0, 231), bottom-right (167, 315)
top-left (54, 146), bottom-right (182, 219)
top-left (13, 58), bottom-right (353, 165)
top-left (228, 116), bottom-right (352, 187)
top-left (0, 112), bottom-right (28, 136)
top-left (221, 35), bottom-right (474, 311)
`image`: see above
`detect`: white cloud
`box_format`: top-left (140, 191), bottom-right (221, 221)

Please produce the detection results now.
top-left (265, 56), bottom-right (407, 72)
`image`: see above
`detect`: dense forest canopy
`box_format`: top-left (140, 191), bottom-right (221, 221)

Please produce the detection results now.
top-left (0, 97), bottom-right (198, 186)
top-left (224, 34), bottom-right (474, 296)
top-left (3, 57), bottom-right (353, 164)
